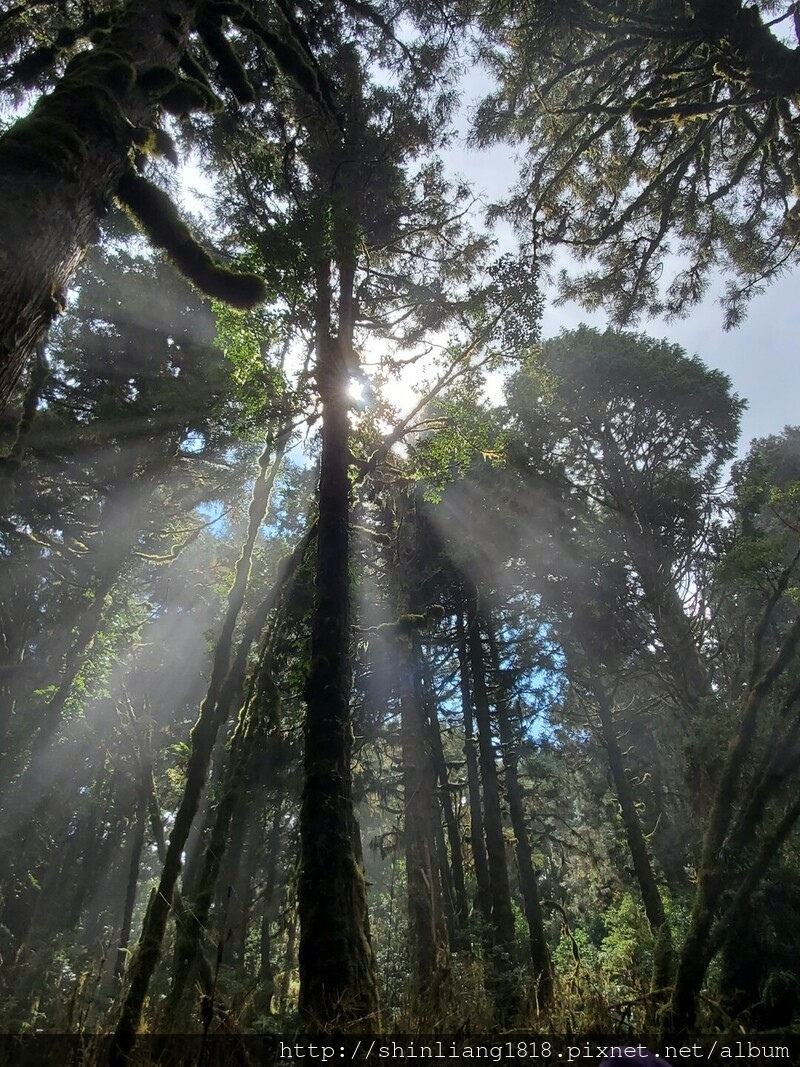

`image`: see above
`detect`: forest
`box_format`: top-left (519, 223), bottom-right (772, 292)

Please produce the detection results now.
top-left (1, 0), bottom-right (800, 1060)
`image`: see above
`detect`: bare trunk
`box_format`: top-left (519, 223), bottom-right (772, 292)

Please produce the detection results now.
top-left (426, 693), bottom-right (469, 937)
top-left (115, 785), bottom-right (148, 982)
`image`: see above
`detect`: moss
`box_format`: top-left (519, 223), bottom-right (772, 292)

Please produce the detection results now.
top-left (66, 49), bottom-right (136, 97)
top-left (161, 77), bottom-right (222, 115)
top-left (351, 524), bottom-right (389, 545)
top-left (137, 65), bottom-right (177, 92)
top-left (116, 170), bottom-right (266, 309)
top-left (129, 125), bottom-right (153, 147)
top-left (153, 128), bottom-right (179, 166)
top-left (366, 605), bottom-right (445, 637)
top-left (197, 16), bottom-right (255, 104)
top-left (179, 51), bottom-right (210, 84)
top-left (129, 125), bottom-right (179, 166)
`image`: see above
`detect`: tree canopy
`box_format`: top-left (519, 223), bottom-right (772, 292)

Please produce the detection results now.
top-left (474, 0), bottom-right (800, 325)
top-left (1, 0), bottom-right (800, 1056)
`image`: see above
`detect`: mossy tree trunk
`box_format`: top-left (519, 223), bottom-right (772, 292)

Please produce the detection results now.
top-left (0, 0), bottom-right (199, 411)
top-left (297, 251), bottom-right (378, 1030)
top-left (162, 644), bottom-right (282, 1026)
top-left (279, 898), bottom-right (299, 1018)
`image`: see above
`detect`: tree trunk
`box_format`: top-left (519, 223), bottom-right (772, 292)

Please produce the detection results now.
top-left (590, 672), bottom-right (673, 1013)
top-left (464, 580), bottom-right (518, 1023)
top-left (485, 615), bottom-right (553, 1008)
top-left (665, 618), bottom-right (800, 1035)
top-left (0, 0), bottom-right (198, 411)
top-left (382, 490), bottom-right (450, 1014)
top-left (161, 716), bottom-right (253, 1027)
top-left (115, 783), bottom-right (149, 982)
top-left (258, 802), bottom-right (285, 1012)
top-left (425, 691), bottom-right (470, 937)
top-left (455, 607), bottom-right (491, 927)
top-left (297, 254), bottom-right (378, 1030)
top-left (108, 449), bottom-right (295, 1065)
top-left (400, 633), bottom-right (450, 1010)
top-left (279, 899), bottom-right (298, 1018)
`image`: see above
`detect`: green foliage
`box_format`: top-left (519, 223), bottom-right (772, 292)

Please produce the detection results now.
top-left (410, 387), bottom-right (505, 503)
top-left (210, 301), bottom-right (294, 429)
top-left (507, 326), bottom-right (743, 556)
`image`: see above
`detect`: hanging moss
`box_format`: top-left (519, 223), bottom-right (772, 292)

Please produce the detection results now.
top-left (137, 64), bottom-right (178, 92)
top-left (116, 170), bottom-right (266, 309)
top-left (161, 77), bottom-right (223, 115)
top-left (178, 50), bottom-right (208, 84)
top-left (197, 15), bottom-right (255, 104)
top-left (234, 10), bottom-right (336, 116)
top-left (153, 128), bottom-right (179, 166)
top-left (369, 605), bottom-right (446, 636)
top-left (129, 126), bottom-right (179, 166)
